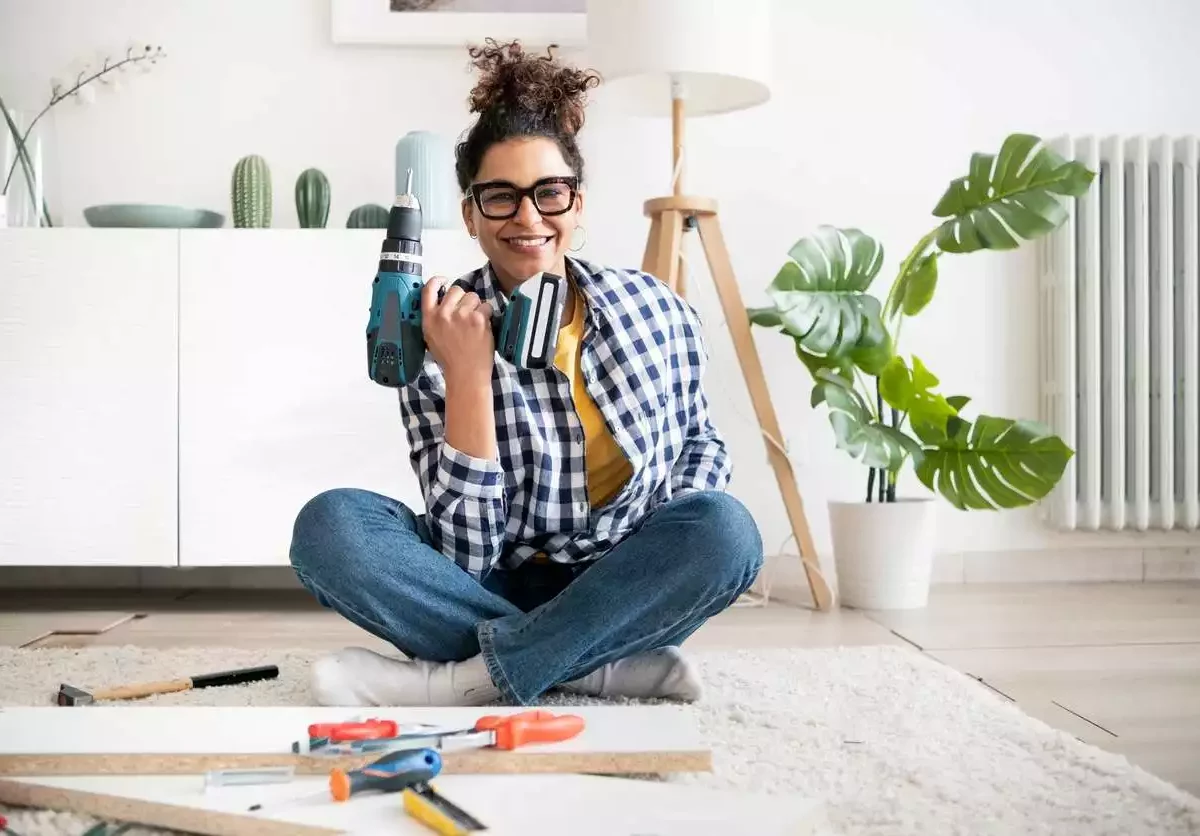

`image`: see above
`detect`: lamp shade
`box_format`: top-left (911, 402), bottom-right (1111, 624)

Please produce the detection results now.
top-left (585, 0), bottom-right (771, 117)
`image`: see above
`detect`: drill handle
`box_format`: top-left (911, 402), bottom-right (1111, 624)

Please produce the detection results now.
top-left (434, 278), bottom-right (504, 335)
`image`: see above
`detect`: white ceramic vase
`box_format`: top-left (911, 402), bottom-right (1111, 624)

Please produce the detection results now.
top-left (828, 498), bottom-right (937, 610)
top-left (395, 130), bottom-right (458, 230)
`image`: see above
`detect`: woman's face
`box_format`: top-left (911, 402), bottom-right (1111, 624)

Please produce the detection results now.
top-left (462, 136), bottom-right (585, 292)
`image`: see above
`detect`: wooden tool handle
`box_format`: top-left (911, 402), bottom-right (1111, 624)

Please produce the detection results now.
top-left (93, 678), bottom-right (192, 701)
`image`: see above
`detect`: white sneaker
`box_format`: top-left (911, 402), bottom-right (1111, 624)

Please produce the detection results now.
top-left (310, 647), bottom-right (501, 707)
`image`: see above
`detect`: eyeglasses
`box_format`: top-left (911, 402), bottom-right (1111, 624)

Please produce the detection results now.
top-left (466, 176), bottom-right (578, 220)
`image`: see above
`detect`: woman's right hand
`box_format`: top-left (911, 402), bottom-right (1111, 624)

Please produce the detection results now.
top-left (421, 276), bottom-right (495, 390)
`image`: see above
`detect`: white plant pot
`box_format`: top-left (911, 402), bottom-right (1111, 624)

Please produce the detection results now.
top-left (828, 498), bottom-right (937, 610)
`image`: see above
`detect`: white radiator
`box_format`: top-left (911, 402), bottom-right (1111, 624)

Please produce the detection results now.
top-left (1039, 135), bottom-right (1200, 532)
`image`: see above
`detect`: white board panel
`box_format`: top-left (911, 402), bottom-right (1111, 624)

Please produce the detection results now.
top-left (0, 705), bottom-right (697, 756)
top-left (178, 229), bottom-right (482, 566)
top-left (0, 229), bottom-right (178, 567)
top-left (4, 773), bottom-right (827, 836)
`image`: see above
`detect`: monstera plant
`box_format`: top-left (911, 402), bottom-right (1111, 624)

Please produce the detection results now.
top-left (748, 133), bottom-right (1096, 608)
top-left (750, 133), bottom-right (1095, 510)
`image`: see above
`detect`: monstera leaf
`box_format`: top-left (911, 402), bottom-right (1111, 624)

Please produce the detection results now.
top-left (932, 134), bottom-right (1095, 254)
top-left (812, 371), bottom-right (921, 471)
top-left (914, 415), bottom-right (1074, 510)
top-left (879, 355), bottom-right (959, 437)
top-left (794, 330), bottom-right (895, 382)
top-left (748, 226), bottom-right (889, 369)
top-left (886, 252), bottom-right (940, 320)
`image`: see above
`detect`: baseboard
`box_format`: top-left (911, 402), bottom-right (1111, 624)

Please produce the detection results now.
top-left (758, 546), bottom-right (1199, 606)
top-left (0, 566), bottom-right (306, 590)
top-left (0, 547), bottom-right (1196, 594)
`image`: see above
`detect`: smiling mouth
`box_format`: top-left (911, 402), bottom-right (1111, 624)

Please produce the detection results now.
top-left (502, 235), bottom-right (553, 251)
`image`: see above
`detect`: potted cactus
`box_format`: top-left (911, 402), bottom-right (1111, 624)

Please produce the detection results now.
top-left (295, 168), bottom-right (331, 228)
top-left (231, 155), bottom-right (272, 228)
top-left (748, 133), bottom-right (1096, 609)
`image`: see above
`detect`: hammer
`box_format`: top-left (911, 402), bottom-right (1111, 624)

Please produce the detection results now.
top-left (57, 664), bottom-right (279, 706)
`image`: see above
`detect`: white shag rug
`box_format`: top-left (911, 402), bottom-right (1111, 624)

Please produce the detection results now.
top-left (1, 644), bottom-right (1198, 836)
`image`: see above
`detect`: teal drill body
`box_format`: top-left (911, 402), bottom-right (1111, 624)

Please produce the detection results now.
top-left (366, 175), bottom-right (426, 387)
top-left (366, 171), bottom-right (568, 388)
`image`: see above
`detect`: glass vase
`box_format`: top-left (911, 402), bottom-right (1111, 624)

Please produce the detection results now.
top-left (1, 109), bottom-right (49, 228)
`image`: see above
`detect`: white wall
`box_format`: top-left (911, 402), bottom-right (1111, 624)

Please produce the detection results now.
top-left (3, 0), bottom-right (1200, 570)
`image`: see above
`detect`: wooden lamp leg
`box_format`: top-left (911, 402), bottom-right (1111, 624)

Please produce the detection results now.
top-left (653, 210), bottom-right (683, 291)
top-left (640, 195), bottom-right (835, 612)
top-left (642, 214), bottom-right (662, 278)
top-left (694, 213), bottom-right (833, 612)
top-left (672, 81), bottom-right (687, 298)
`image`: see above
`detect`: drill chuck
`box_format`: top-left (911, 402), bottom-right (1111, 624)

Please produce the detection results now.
top-left (380, 169), bottom-right (423, 276)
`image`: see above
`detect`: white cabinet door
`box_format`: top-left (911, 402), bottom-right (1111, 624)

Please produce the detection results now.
top-left (0, 229), bottom-right (178, 566)
top-left (178, 229), bottom-right (482, 566)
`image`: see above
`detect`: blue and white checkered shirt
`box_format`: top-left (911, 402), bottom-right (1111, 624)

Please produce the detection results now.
top-left (398, 255), bottom-right (731, 579)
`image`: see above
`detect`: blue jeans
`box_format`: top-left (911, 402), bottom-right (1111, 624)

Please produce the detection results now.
top-left (288, 488), bottom-right (763, 704)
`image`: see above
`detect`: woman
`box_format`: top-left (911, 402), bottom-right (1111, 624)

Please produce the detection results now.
top-left (289, 40), bottom-right (763, 707)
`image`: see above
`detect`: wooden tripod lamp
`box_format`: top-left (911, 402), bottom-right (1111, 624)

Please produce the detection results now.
top-left (586, 0), bottom-right (834, 611)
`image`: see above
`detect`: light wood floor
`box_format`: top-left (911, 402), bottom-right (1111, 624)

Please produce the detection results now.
top-left (2, 581), bottom-right (1197, 797)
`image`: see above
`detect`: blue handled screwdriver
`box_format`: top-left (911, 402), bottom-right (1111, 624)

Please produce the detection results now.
top-left (330, 746), bottom-right (488, 832)
top-left (330, 747), bottom-right (442, 802)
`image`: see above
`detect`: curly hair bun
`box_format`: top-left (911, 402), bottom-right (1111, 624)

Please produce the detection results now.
top-left (466, 39), bottom-right (601, 137)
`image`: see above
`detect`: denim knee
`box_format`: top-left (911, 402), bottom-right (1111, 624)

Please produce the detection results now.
top-left (289, 487), bottom-right (416, 578)
top-left (674, 491), bottom-right (764, 582)
top-left (290, 488), bottom-right (349, 578)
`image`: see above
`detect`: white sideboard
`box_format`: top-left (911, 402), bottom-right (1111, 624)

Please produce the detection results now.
top-left (1, 227), bottom-right (483, 567)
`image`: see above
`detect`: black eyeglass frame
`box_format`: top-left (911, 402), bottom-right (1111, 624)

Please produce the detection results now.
top-left (465, 175), bottom-right (580, 220)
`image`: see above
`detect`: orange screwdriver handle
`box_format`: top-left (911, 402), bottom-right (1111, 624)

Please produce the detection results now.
top-left (474, 710), bottom-right (585, 750)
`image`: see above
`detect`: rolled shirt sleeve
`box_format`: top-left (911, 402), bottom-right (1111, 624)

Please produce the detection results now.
top-left (668, 298), bottom-right (732, 498)
top-left (399, 365), bottom-right (508, 579)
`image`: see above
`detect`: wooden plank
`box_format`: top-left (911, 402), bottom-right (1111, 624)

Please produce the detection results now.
top-left (0, 612), bottom-right (138, 648)
top-left (930, 644), bottom-right (1200, 794)
top-left (865, 582), bottom-right (1200, 650)
top-left (0, 778), bottom-right (335, 836)
top-left (0, 625), bottom-right (52, 649)
top-left (0, 705), bottom-right (711, 777)
top-left (0, 773), bottom-right (827, 836)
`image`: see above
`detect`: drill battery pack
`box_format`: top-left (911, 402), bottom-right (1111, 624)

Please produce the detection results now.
top-left (493, 270), bottom-right (566, 370)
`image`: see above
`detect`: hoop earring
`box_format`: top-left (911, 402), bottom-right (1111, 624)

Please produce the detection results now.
top-left (569, 225), bottom-right (587, 252)
top-left (469, 231), bottom-right (477, 240)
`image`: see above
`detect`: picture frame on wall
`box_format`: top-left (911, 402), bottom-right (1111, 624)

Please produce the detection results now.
top-left (331, 0), bottom-right (586, 47)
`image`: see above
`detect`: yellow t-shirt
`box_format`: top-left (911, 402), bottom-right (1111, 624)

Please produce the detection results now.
top-left (554, 287), bottom-right (632, 508)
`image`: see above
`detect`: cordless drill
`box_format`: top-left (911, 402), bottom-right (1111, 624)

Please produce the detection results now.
top-left (366, 169), bottom-right (567, 388)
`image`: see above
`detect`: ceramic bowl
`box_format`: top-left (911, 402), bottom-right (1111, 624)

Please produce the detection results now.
top-left (83, 204), bottom-right (226, 228)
